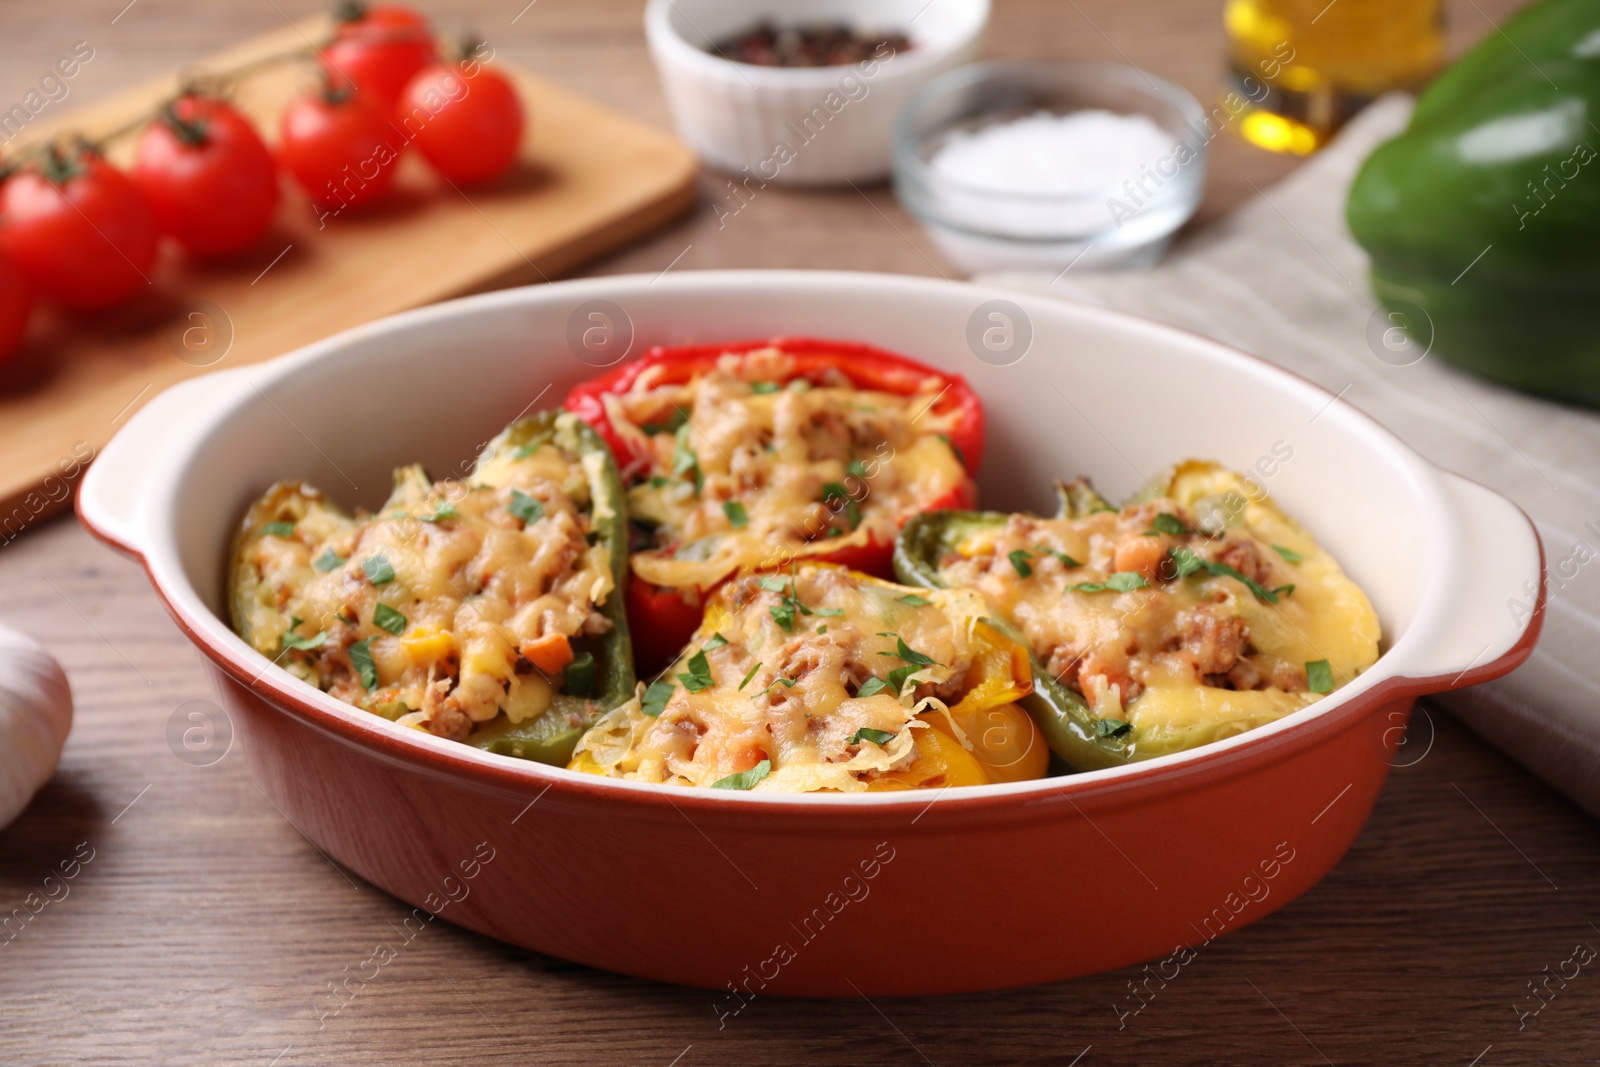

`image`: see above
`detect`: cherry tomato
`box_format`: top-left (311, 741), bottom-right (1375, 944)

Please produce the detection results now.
top-left (0, 250), bottom-right (33, 364)
top-left (0, 149), bottom-right (158, 312)
top-left (279, 84), bottom-right (403, 212)
top-left (320, 3), bottom-right (435, 108)
top-left (132, 94), bottom-right (279, 259)
top-left (398, 58), bottom-right (523, 185)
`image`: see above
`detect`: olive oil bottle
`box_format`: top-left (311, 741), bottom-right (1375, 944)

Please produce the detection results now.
top-left (1225, 0), bottom-right (1445, 153)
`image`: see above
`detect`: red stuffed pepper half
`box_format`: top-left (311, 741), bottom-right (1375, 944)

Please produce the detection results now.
top-left (564, 337), bottom-right (984, 670)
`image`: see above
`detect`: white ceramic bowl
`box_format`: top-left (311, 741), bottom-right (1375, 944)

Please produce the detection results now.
top-left (644, 0), bottom-right (989, 185)
top-left (77, 272), bottom-right (1543, 996)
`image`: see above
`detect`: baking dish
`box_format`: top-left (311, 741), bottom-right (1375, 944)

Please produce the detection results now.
top-left (77, 271), bottom-right (1544, 996)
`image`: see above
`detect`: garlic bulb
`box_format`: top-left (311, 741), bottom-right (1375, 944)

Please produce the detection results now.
top-left (0, 621), bottom-right (72, 832)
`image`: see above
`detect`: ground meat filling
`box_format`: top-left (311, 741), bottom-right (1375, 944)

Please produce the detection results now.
top-left (939, 499), bottom-right (1309, 719)
top-left (571, 563), bottom-right (998, 791)
top-left (238, 445), bottom-right (614, 742)
top-left (608, 347), bottom-right (969, 590)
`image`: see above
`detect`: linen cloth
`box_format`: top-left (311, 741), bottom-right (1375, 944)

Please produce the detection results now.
top-left (980, 96), bottom-right (1599, 818)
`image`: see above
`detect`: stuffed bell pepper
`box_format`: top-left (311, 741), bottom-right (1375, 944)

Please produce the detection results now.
top-left (895, 461), bottom-right (1381, 770)
top-left (569, 562), bottom-right (1047, 791)
top-left (565, 337), bottom-right (983, 670)
top-left (230, 411), bottom-right (634, 764)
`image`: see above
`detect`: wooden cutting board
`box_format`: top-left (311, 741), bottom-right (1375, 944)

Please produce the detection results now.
top-left (0, 18), bottom-right (697, 539)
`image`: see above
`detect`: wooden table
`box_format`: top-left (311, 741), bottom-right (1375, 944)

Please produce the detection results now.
top-left (6, 2), bottom-right (1592, 1065)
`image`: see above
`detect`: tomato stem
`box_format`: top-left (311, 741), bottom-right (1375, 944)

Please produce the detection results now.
top-left (158, 100), bottom-right (210, 147)
top-left (331, 0), bottom-right (367, 25)
top-left (316, 68), bottom-right (358, 105)
top-left (38, 143), bottom-right (86, 186)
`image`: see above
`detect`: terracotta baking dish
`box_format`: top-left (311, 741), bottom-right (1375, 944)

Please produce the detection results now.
top-left (77, 271), bottom-right (1544, 997)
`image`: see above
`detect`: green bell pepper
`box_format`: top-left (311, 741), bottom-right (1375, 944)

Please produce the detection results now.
top-left (893, 478), bottom-right (1136, 773)
top-left (229, 410), bottom-right (634, 768)
top-left (465, 411), bottom-right (635, 765)
top-left (1346, 0), bottom-right (1600, 404)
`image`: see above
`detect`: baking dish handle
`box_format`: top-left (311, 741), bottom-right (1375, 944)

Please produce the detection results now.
top-left (1404, 470), bottom-right (1545, 689)
top-left (76, 369), bottom-right (249, 559)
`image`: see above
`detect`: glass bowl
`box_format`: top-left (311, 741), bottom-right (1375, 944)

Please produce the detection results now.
top-left (893, 60), bottom-right (1209, 273)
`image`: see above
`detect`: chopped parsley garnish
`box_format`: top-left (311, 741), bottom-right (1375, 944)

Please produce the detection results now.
top-left (641, 680), bottom-right (675, 717)
top-left (641, 407), bottom-right (689, 435)
top-left (362, 554), bottom-right (396, 585)
top-left (349, 636), bottom-right (378, 689)
top-left (764, 572), bottom-right (831, 631)
top-left (509, 489), bottom-right (544, 524)
top-left (1306, 659), bottom-right (1334, 694)
top-left (887, 665), bottom-right (920, 694)
top-left (671, 422), bottom-right (702, 497)
top-left (372, 603), bottom-right (407, 635)
top-left (821, 482), bottom-right (861, 530)
top-left (1008, 549), bottom-right (1034, 578)
top-left (898, 593), bottom-right (932, 606)
top-left (1067, 572), bottom-right (1149, 594)
top-left (420, 501), bottom-right (458, 523)
top-left (737, 662), bottom-right (762, 691)
top-left (260, 521), bottom-right (296, 538)
top-left (758, 677), bottom-right (797, 698)
top-left (1272, 544), bottom-right (1304, 563)
top-left (511, 442), bottom-right (542, 459)
top-left (878, 634), bottom-right (938, 667)
top-left (712, 759), bottom-right (771, 790)
top-left (1149, 513), bottom-right (1189, 536)
top-left (703, 632), bottom-right (728, 650)
top-left (648, 475), bottom-right (670, 489)
top-left (722, 500), bottom-right (749, 529)
top-left (1035, 545), bottom-right (1083, 568)
top-left (817, 625), bottom-right (827, 634)
top-left (676, 649), bottom-right (715, 692)
top-left (1168, 545), bottom-right (1287, 604)
top-left (845, 459), bottom-right (869, 481)
top-left (749, 381), bottom-right (781, 395)
top-left (280, 617), bottom-right (327, 652)
top-left (849, 727), bottom-right (895, 746)
top-left (876, 634), bottom-right (940, 695)
top-left (855, 676), bottom-right (891, 698)
top-left (1096, 718), bottom-right (1133, 739)
top-left (313, 547), bottom-right (346, 573)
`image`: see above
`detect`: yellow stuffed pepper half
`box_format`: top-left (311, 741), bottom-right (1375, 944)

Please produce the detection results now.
top-left (570, 562), bottom-right (1048, 792)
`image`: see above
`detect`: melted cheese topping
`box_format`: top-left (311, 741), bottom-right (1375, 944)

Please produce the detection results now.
top-left (235, 421), bottom-right (613, 742)
top-left (611, 347), bottom-right (968, 591)
top-left (570, 563), bottom-right (1014, 792)
top-left (937, 463), bottom-right (1380, 756)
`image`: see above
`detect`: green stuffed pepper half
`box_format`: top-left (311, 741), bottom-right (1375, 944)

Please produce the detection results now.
top-left (895, 460), bottom-right (1382, 771)
top-left (230, 410), bottom-right (634, 765)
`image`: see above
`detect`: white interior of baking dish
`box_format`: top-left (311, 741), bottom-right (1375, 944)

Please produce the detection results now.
top-left (83, 271), bottom-right (1539, 801)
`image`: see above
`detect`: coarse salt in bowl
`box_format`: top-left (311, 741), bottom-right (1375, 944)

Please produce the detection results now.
top-left (894, 60), bottom-right (1209, 273)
